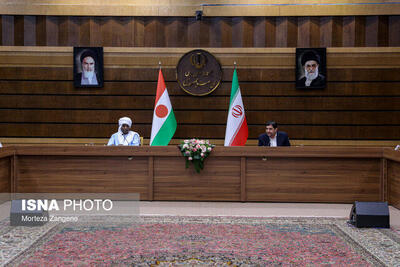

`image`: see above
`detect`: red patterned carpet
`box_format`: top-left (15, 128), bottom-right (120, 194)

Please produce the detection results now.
top-left (3, 216), bottom-right (400, 266)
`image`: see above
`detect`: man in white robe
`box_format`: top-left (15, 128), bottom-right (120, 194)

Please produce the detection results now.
top-left (107, 117), bottom-right (140, 146)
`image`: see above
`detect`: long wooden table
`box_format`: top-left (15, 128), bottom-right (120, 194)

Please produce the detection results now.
top-left (0, 146), bottom-right (399, 208)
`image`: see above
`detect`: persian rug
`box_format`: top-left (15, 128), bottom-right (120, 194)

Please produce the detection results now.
top-left (1, 216), bottom-right (400, 266)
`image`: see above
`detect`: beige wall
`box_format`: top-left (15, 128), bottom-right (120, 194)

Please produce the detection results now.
top-left (0, 0), bottom-right (400, 16)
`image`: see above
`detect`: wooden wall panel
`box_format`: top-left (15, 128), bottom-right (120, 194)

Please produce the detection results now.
top-left (0, 15), bottom-right (397, 47)
top-left (309, 17), bottom-right (320, 47)
top-left (114, 17), bottom-right (134, 47)
top-left (154, 157), bottom-right (241, 201)
top-left (232, 17), bottom-right (243, 47)
top-left (354, 16), bottom-right (366, 47)
top-left (1, 94), bottom-right (400, 111)
top-left (69, 17), bottom-right (80, 46)
top-left (14, 15), bottom-right (24, 46)
top-left (144, 17), bottom-right (165, 47)
top-left (276, 17), bottom-right (288, 47)
top-left (17, 156), bottom-right (149, 198)
top-left (79, 17), bottom-right (91, 46)
top-left (2, 16), bottom-right (14, 45)
top-left (1, 124), bottom-right (400, 140)
top-left (2, 110), bottom-right (400, 126)
top-left (287, 17), bottom-right (298, 47)
top-left (265, 17), bottom-right (276, 47)
top-left (297, 17), bottom-right (310, 48)
top-left (89, 17), bottom-right (102, 46)
top-left (220, 17), bottom-right (232, 47)
top-left (198, 19), bottom-right (211, 47)
top-left (389, 16), bottom-right (400, 46)
top-left (320, 17), bottom-right (332, 47)
top-left (2, 81), bottom-right (400, 96)
top-left (296, 16), bottom-right (319, 48)
top-left (246, 158), bottom-right (381, 202)
top-left (233, 17), bottom-right (254, 47)
top-left (366, 16), bottom-right (378, 47)
top-left (36, 16), bottom-right (46, 46)
top-left (0, 16), bottom-right (2, 45)
top-left (297, 17), bottom-right (320, 48)
top-left (100, 17), bottom-right (114, 47)
top-left (378, 16), bottom-right (389, 47)
top-left (23, 16), bottom-right (36, 46)
top-left (388, 160), bottom-right (400, 209)
top-left (46, 16), bottom-right (59, 46)
top-left (0, 46), bottom-right (399, 141)
top-left (133, 17), bottom-right (145, 47)
top-left (57, 17), bottom-right (68, 46)
top-left (1, 146), bottom-right (390, 202)
top-left (0, 157), bottom-right (11, 193)
top-left (209, 17), bottom-right (221, 47)
top-left (2, 66), bottom-right (400, 82)
top-left (165, 17), bottom-right (187, 47)
top-left (187, 18), bottom-right (200, 47)
top-left (253, 17), bottom-right (266, 47)
top-left (343, 16), bottom-right (355, 47)
top-left (333, 17), bottom-right (345, 47)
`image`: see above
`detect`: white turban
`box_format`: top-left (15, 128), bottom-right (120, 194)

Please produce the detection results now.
top-left (118, 117), bottom-right (132, 128)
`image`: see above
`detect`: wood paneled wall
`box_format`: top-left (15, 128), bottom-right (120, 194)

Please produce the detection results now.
top-left (388, 160), bottom-right (400, 208)
top-left (0, 157), bottom-right (11, 192)
top-left (0, 149), bottom-right (12, 193)
top-left (2, 0), bottom-right (400, 17)
top-left (1, 16), bottom-right (400, 47)
top-left (0, 47), bottom-right (399, 141)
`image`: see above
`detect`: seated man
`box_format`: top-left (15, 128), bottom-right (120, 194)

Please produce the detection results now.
top-left (258, 121), bottom-right (290, 147)
top-left (107, 117), bottom-right (140, 146)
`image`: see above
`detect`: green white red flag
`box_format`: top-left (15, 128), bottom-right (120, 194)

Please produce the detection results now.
top-left (224, 69), bottom-right (248, 146)
top-left (150, 69), bottom-right (177, 146)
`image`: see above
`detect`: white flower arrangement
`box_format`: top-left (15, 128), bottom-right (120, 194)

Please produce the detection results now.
top-left (178, 139), bottom-right (215, 173)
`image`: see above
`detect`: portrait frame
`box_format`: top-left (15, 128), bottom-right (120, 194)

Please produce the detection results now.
top-left (73, 47), bottom-right (104, 88)
top-left (295, 48), bottom-right (326, 89)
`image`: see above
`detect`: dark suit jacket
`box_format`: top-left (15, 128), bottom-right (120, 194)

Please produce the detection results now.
top-left (258, 131), bottom-right (291, 147)
top-left (298, 74), bottom-right (325, 88)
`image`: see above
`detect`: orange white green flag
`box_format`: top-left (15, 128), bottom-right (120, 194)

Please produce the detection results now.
top-left (150, 69), bottom-right (177, 146)
top-left (224, 69), bottom-right (248, 146)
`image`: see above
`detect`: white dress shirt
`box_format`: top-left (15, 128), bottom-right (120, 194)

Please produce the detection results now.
top-left (269, 134), bottom-right (277, 147)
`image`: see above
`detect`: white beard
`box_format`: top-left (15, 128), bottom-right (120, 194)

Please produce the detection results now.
top-left (83, 70), bottom-right (94, 80)
top-left (304, 67), bottom-right (318, 86)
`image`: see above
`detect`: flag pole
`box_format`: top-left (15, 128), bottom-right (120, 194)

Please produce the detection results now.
top-left (159, 61), bottom-right (162, 70)
top-left (234, 61), bottom-right (237, 70)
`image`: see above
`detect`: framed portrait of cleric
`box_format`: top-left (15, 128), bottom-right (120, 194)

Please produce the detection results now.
top-left (295, 48), bottom-right (326, 89)
top-left (73, 47), bottom-right (103, 88)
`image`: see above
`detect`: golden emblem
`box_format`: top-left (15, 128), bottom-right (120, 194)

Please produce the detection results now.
top-left (177, 49), bottom-right (222, 96)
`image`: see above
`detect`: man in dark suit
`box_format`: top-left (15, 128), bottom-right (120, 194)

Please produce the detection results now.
top-left (258, 121), bottom-right (290, 147)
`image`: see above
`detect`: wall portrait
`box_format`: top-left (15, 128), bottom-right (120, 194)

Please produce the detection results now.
top-left (296, 48), bottom-right (326, 89)
top-left (73, 47), bottom-right (103, 88)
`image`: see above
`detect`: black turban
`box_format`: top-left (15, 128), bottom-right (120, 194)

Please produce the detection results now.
top-left (80, 50), bottom-right (97, 63)
top-left (301, 50), bottom-right (320, 66)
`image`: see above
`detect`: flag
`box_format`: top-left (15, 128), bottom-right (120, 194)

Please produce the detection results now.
top-left (150, 69), bottom-right (177, 146)
top-left (224, 69), bottom-right (248, 146)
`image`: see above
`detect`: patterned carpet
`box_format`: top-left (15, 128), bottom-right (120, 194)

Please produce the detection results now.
top-left (1, 216), bottom-right (400, 266)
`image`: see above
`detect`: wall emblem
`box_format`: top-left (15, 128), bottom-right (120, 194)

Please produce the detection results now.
top-left (176, 49), bottom-right (222, 96)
